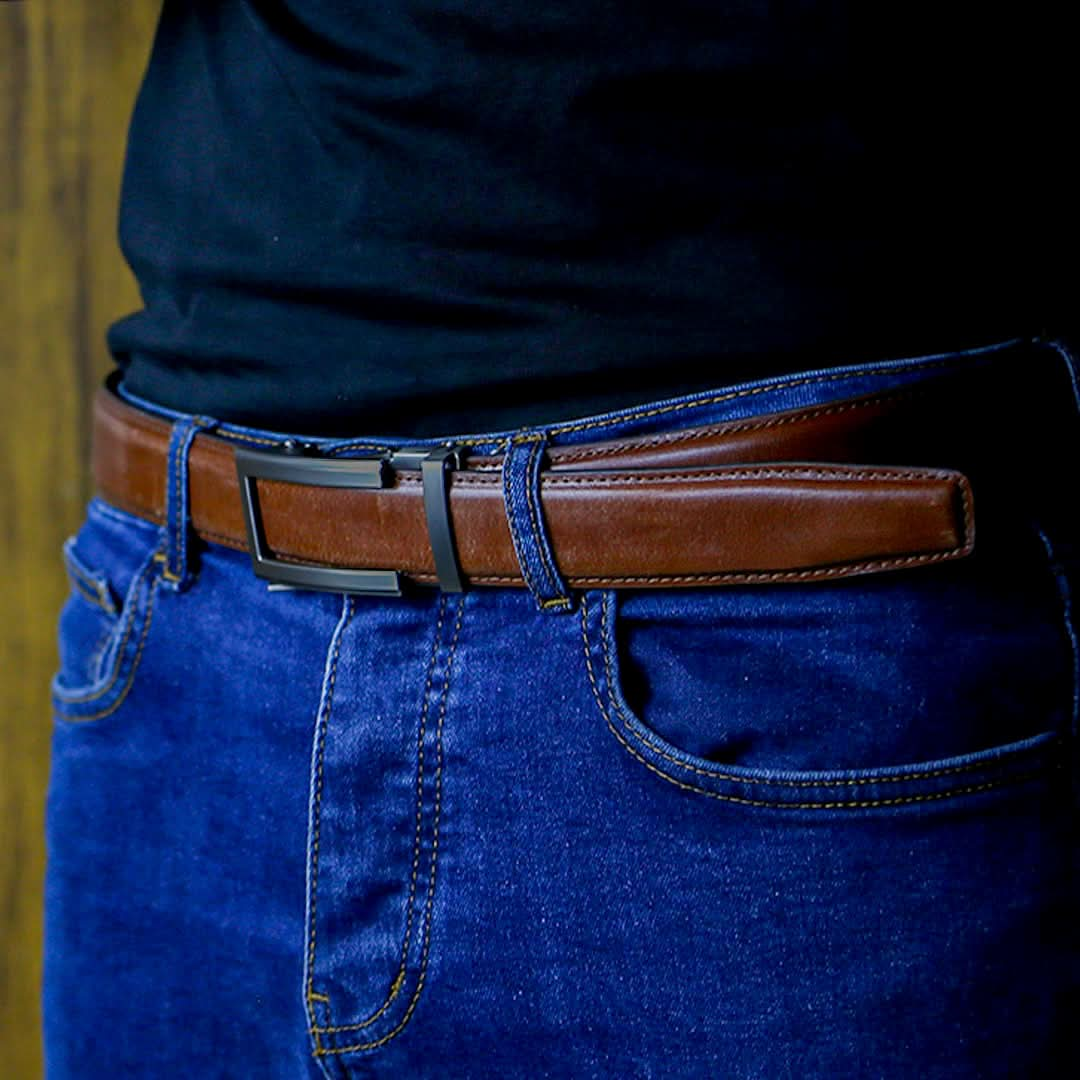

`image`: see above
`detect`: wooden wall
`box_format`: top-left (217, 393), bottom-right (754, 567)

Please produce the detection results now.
top-left (0, 3), bottom-right (161, 1074)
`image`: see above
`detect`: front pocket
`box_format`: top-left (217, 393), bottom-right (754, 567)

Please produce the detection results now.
top-left (50, 499), bottom-right (166, 724)
top-left (578, 534), bottom-right (1073, 811)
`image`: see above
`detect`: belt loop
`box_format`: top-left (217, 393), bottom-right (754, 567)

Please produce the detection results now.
top-left (160, 415), bottom-right (218, 592)
top-left (1041, 334), bottom-right (1080, 418)
top-left (1038, 335), bottom-right (1080, 811)
top-left (501, 432), bottom-right (575, 615)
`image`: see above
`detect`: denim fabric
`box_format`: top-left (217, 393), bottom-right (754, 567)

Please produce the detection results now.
top-left (44, 337), bottom-right (1079, 1078)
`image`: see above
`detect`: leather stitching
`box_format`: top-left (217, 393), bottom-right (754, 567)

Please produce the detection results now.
top-left (388, 464), bottom-right (966, 486)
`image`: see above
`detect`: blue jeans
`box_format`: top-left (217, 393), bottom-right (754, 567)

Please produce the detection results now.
top-left (44, 337), bottom-right (1080, 1078)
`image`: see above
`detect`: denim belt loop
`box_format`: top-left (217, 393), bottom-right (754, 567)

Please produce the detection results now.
top-left (160, 414), bottom-right (218, 592)
top-left (1040, 336), bottom-right (1080, 812)
top-left (501, 431), bottom-right (575, 614)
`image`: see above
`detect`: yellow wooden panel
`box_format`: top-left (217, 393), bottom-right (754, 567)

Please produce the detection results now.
top-left (0, 2), bottom-right (162, 1074)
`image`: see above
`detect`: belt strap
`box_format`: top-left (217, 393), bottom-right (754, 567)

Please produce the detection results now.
top-left (91, 378), bottom-right (974, 592)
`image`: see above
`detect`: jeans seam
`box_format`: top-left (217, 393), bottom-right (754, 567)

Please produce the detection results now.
top-left (304, 595), bottom-right (357, 1054)
top-left (313, 595), bottom-right (465, 1055)
top-left (84, 624), bottom-right (116, 686)
top-left (310, 593), bottom-right (449, 1036)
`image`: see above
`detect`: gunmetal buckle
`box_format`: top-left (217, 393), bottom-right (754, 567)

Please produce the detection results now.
top-left (234, 441), bottom-right (467, 596)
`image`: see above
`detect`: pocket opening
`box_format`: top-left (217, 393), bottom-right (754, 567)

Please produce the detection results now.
top-left (62, 537), bottom-right (120, 616)
top-left (50, 500), bottom-right (167, 724)
top-left (580, 582), bottom-right (1066, 811)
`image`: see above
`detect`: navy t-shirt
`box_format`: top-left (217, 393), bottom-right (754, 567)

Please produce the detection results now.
top-left (107, 1), bottom-right (1076, 438)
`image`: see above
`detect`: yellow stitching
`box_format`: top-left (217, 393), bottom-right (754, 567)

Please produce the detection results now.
top-left (504, 443), bottom-right (902, 604)
top-left (595, 590), bottom-right (1046, 788)
top-left (502, 445), bottom-right (544, 600)
top-left (84, 624), bottom-right (116, 684)
top-left (418, 547), bottom-right (969, 588)
top-left (171, 423), bottom-right (184, 578)
top-left (53, 571), bottom-right (161, 723)
top-left (305, 596), bottom-right (357, 1025)
top-left (524, 439), bottom-right (553, 594)
top-left (550, 387), bottom-right (930, 464)
top-left (427, 385), bottom-right (936, 473)
top-left (540, 596), bottom-right (573, 610)
top-left (543, 355), bottom-right (982, 439)
top-left (313, 594), bottom-right (449, 1034)
top-left (103, 500), bottom-right (248, 558)
top-left (397, 465), bottom-right (961, 487)
top-left (325, 441), bottom-right (396, 455)
top-left (89, 498), bottom-right (160, 529)
top-left (153, 549), bottom-right (184, 582)
top-left (595, 591), bottom-right (1003, 787)
top-left (187, 346), bottom-right (1003, 470)
top-left (532, 467), bottom-right (958, 485)
top-left (106, 446), bottom-right (972, 586)
top-left (580, 593), bottom-right (1049, 803)
top-left (53, 557), bottom-right (158, 705)
top-left (583, 594), bottom-right (1044, 808)
top-left (63, 549), bottom-right (116, 613)
top-left (167, 416), bottom-right (213, 577)
top-left (68, 573), bottom-right (112, 612)
top-left (958, 475), bottom-right (974, 550)
top-left (211, 428), bottom-right (281, 446)
top-left (317, 599), bottom-right (464, 1050)
top-left (314, 596), bottom-right (465, 1052)
top-left (308, 991), bottom-right (330, 1004)
top-left (524, 438), bottom-right (566, 601)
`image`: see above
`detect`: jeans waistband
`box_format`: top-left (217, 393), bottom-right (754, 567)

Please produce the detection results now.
top-left (111, 335), bottom-right (1072, 453)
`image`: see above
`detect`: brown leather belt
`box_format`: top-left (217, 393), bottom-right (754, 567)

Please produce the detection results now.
top-left (91, 375), bottom-right (974, 594)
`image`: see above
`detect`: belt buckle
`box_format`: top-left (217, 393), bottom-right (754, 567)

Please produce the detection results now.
top-left (234, 441), bottom-right (467, 596)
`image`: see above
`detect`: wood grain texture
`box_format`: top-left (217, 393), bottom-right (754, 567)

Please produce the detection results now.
top-left (0, 2), bottom-right (161, 1074)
